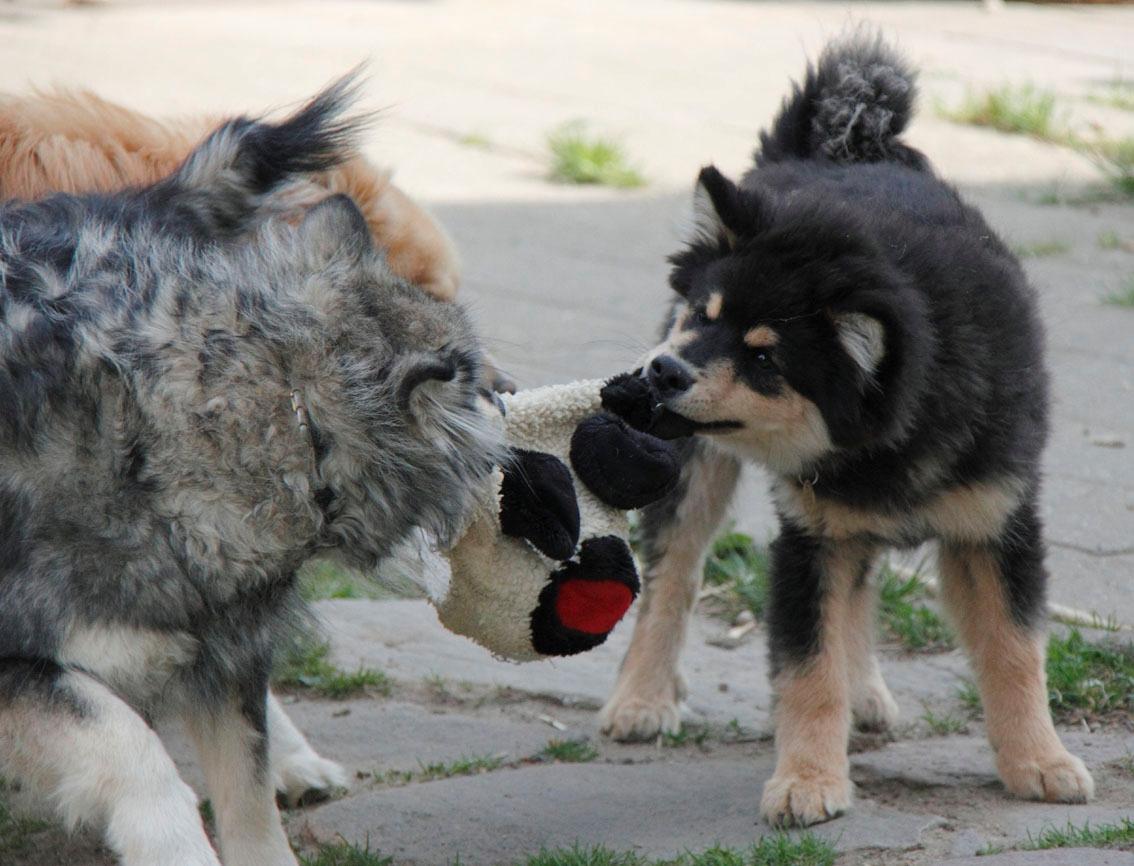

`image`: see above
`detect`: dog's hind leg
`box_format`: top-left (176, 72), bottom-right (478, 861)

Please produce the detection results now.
top-left (937, 502), bottom-right (1093, 804)
top-left (600, 439), bottom-right (740, 740)
top-left (0, 662), bottom-right (219, 866)
top-left (760, 531), bottom-right (879, 827)
top-left (185, 685), bottom-right (298, 866)
top-left (266, 691), bottom-right (348, 806)
top-left (845, 566), bottom-right (899, 732)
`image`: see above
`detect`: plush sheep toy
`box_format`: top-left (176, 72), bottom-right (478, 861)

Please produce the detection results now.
top-left (432, 373), bottom-right (686, 661)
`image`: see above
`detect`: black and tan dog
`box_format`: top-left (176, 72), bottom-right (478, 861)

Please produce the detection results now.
top-left (599, 33), bottom-right (1094, 826)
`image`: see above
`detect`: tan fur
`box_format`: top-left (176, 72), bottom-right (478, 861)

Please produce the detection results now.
top-left (844, 560), bottom-right (899, 732)
top-left (0, 88), bottom-right (460, 301)
top-left (600, 445), bottom-right (741, 740)
top-left (773, 477), bottom-right (1026, 544)
top-left (743, 325), bottom-right (778, 348)
top-left (761, 541), bottom-right (872, 826)
top-left (705, 291), bottom-right (723, 321)
top-left (938, 544), bottom-right (1093, 803)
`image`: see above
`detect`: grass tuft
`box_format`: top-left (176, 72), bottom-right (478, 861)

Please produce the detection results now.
top-left (1012, 240), bottom-right (1071, 258)
top-left (878, 567), bottom-right (954, 652)
top-left (540, 739), bottom-right (599, 763)
top-left (943, 84), bottom-right (1066, 140)
top-left (1045, 629), bottom-right (1134, 722)
top-left (702, 531), bottom-right (771, 623)
top-left (547, 121), bottom-right (645, 188)
top-left (1088, 79), bottom-right (1134, 113)
top-left (1103, 277), bottom-right (1134, 308)
top-left (1080, 135), bottom-right (1134, 197)
top-left (920, 706), bottom-right (968, 736)
top-left (0, 793), bottom-right (51, 856)
top-left (300, 841), bottom-right (395, 866)
top-left (661, 724), bottom-right (710, 750)
top-left (273, 640), bottom-right (390, 699)
top-left (378, 754), bottom-right (506, 786)
top-left (300, 560), bottom-right (386, 602)
top-left (1016, 818), bottom-right (1134, 851)
top-left (517, 836), bottom-right (836, 866)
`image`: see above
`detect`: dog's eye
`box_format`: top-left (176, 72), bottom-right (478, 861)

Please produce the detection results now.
top-left (691, 309), bottom-right (710, 326)
top-left (752, 350), bottom-right (777, 371)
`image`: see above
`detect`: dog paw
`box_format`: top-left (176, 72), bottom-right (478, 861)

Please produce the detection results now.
top-left (273, 750), bottom-right (349, 808)
top-left (599, 674), bottom-right (686, 741)
top-left (998, 749), bottom-right (1094, 804)
top-left (760, 769), bottom-right (852, 827)
top-left (852, 679), bottom-right (900, 733)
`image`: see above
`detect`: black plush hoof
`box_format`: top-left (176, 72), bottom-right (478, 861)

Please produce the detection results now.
top-left (569, 413), bottom-right (681, 510)
top-left (530, 536), bottom-right (640, 656)
top-left (499, 449), bottom-right (580, 560)
top-left (600, 370), bottom-right (702, 439)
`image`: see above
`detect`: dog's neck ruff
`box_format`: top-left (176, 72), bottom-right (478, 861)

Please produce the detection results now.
top-left (290, 389), bottom-right (336, 520)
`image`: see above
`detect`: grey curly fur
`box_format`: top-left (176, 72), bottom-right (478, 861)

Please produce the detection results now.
top-left (0, 78), bottom-right (504, 706)
top-left (812, 31), bottom-right (917, 162)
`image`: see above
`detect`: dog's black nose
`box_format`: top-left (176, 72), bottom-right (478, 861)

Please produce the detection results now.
top-left (648, 355), bottom-right (693, 397)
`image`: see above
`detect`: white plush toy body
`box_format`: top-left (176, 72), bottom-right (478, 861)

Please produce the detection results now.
top-left (433, 376), bottom-right (681, 661)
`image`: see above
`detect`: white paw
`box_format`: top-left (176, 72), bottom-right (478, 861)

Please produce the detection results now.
top-left (998, 748), bottom-right (1094, 804)
top-left (760, 768), bottom-right (853, 828)
top-left (599, 673), bottom-right (686, 741)
top-left (273, 749), bottom-right (349, 807)
top-left (852, 679), bottom-right (900, 732)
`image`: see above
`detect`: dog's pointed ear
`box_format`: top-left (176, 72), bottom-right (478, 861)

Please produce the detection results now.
top-left (298, 193), bottom-right (373, 265)
top-left (688, 166), bottom-right (755, 248)
top-left (833, 311), bottom-right (886, 377)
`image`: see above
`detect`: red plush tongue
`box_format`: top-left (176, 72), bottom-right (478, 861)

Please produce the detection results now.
top-left (555, 578), bottom-right (635, 635)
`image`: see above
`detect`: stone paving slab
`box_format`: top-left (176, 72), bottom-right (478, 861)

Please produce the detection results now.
top-left (302, 758), bottom-right (945, 865)
top-left (948, 851), bottom-right (1134, 866)
top-left (316, 599), bottom-right (970, 734)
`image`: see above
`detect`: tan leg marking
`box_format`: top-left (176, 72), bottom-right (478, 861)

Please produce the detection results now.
top-left (761, 541), bottom-right (870, 827)
top-left (600, 446), bottom-right (740, 741)
top-left (938, 545), bottom-right (1093, 803)
top-left (844, 565), bottom-right (898, 732)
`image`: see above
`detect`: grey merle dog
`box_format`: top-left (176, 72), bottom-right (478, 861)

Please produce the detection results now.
top-left (0, 78), bottom-right (502, 865)
top-left (599, 33), bottom-right (1094, 825)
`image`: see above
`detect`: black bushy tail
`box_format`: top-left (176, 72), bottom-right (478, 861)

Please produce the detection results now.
top-left (757, 31), bottom-right (925, 170)
top-left (162, 71), bottom-right (370, 235)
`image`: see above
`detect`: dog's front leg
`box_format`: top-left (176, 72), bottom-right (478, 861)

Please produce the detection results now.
top-left (186, 678), bottom-right (298, 866)
top-left (937, 502), bottom-right (1093, 804)
top-left (760, 526), bottom-right (878, 827)
top-left (600, 440), bottom-right (740, 740)
top-left (267, 691), bottom-right (348, 806)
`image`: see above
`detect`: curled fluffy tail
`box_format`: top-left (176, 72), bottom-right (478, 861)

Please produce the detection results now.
top-left (164, 71), bottom-right (370, 236)
top-left (758, 31), bottom-right (923, 168)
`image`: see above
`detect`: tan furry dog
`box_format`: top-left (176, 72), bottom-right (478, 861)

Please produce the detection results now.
top-left (0, 88), bottom-right (460, 302)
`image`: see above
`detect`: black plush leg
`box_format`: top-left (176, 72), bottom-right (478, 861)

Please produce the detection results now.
top-left (499, 448), bottom-right (581, 560)
top-left (570, 413), bottom-right (680, 510)
top-left (529, 536), bottom-right (640, 656)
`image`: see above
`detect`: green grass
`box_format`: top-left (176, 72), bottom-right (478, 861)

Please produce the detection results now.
top-left (702, 531), bottom-right (771, 622)
top-left (980, 818), bottom-right (1134, 855)
top-left (1087, 79), bottom-right (1134, 112)
top-left (878, 568), bottom-right (954, 652)
top-left (540, 739), bottom-right (599, 763)
top-left (920, 706), bottom-right (968, 736)
top-left (943, 84), bottom-right (1066, 141)
top-left (661, 724), bottom-right (710, 749)
top-left (378, 753), bottom-right (506, 786)
top-left (1081, 135), bottom-right (1134, 197)
top-left (273, 640), bottom-right (391, 699)
top-left (0, 786), bottom-right (51, 857)
top-left (518, 836), bottom-right (836, 866)
top-left (300, 841), bottom-right (395, 866)
top-left (1012, 240), bottom-right (1071, 258)
top-left (1098, 230), bottom-right (1123, 250)
top-left (547, 121), bottom-right (645, 188)
top-left (300, 560), bottom-right (385, 602)
top-left (1046, 628), bottom-right (1134, 722)
top-left (1103, 277), bottom-right (1134, 308)
top-left (458, 131), bottom-right (493, 149)
top-left (957, 679), bottom-right (982, 715)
